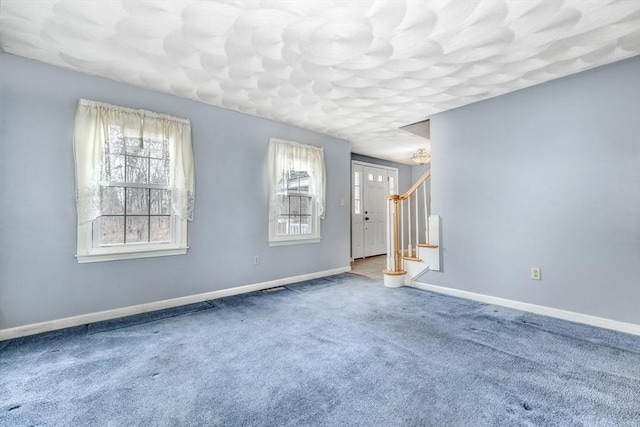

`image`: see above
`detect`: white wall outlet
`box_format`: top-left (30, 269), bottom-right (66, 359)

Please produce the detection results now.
top-left (531, 267), bottom-right (541, 280)
top-left (341, 198), bottom-right (346, 206)
top-left (253, 255), bottom-right (260, 265)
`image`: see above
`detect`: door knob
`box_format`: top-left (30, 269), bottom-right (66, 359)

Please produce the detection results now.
top-left (365, 217), bottom-right (370, 221)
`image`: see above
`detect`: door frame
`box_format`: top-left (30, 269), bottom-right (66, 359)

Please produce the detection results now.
top-left (351, 160), bottom-right (399, 261)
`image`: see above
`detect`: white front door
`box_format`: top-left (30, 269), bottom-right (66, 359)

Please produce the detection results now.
top-left (363, 166), bottom-right (388, 257)
top-left (352, 162), bottom-right (397, 259)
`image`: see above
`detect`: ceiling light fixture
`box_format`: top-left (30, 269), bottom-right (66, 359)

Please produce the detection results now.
top-left (411, 148), bottom-right (431, 165)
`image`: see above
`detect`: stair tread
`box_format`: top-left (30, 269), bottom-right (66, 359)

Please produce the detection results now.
top-left (383, 269), bottom-right (406, 276)
top-left (403, 256), bottom-right (421, 262)
top-left (417, 243), bottom-right (439, 248)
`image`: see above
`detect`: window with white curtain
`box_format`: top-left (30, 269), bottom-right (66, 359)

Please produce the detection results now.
top-left (268, 138), bottom-right (325, 246)
top-left (73, 99), bottom-right (195, 263)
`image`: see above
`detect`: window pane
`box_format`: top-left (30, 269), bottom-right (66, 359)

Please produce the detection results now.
top-left (290, 196), bottom-right (300, 215)
top-left (277, 215), bottom-right (303, 236)
top-left (99, 216), bottom-right (124, 245)
top-left (126, 217), bottom-right (149, 243)
top-left (284, 171), bottom-right (310, 193)
top-left (301, 197), bottom-right (312, 215)
top-left (354, 200), bottom-right (361, 215)
top-left (298, 176), bottom-right (309, 193)
top-left (368, 173), bottom-right (374, 181)
top-left (150, 189), bottom-right (170, 214)
top-left (101, 187), bottom-right (124, 215)
top-left (150, 216), bottom-right (170, 242)
top-left (354, 187), bottom-right (360, 199)
top-left (276, 195), bottom-right (288, 215)
top-left (105, 154), bottom-right (125, 183)
top-left (148, 139), bottom-right (167, 159)
top-left (354, 171), bottom-right (360, 186)
top-left (125, 137), bottom-right (148, 157)
top-left (149, 158), bottom-right (169, 185)
top-left (126, 188), bottom-right (149, 215)
top-left (299, 215), bottom-right (312, 234)
top-left (289, 215), bottom-right (302, 235)
top-left (276, 215), bottom-right (312, 235)
top-left (378, 175), bottom-right (383, 182)
top-left (107, 127), bottom-right (125, 154)
top-left (126, 155), bottom-right (149, 183)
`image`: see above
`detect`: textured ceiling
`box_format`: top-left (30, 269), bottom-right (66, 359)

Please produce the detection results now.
top-left (1, 1), bottom-right (639, 164)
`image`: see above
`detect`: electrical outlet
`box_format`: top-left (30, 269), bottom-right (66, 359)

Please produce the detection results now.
top-left (253, 255), bottom-right (260, 265)
top-left (531, 267), bottom-right (541, 280)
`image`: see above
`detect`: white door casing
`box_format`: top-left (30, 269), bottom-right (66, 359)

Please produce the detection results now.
top-left (352, 164), bottom-right (364, 259)
top-left (351, 161), bottom-right (398, 259)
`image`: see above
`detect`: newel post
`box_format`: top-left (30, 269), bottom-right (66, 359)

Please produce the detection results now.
top-left (383, 194), bottom-right (406, 287)
top-left (392, 195), bottom-right (401, 271)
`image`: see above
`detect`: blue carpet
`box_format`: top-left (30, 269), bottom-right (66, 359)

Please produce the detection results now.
top-left (1, 273), bottom-right (639, 426)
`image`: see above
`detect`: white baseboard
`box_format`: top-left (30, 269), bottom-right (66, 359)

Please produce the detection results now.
top-left (0, 266), bottom-right (351, 341)
top-left (409, 281), bottom-right (640, 336)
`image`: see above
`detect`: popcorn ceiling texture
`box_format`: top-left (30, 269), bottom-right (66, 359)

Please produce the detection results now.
top-left (1, 0), bottom-right (639, 163)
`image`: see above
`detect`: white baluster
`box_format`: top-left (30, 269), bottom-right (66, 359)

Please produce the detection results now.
top-left (400, 200), bottom-right (404, 262)
top-left (386, 198), bottom-right (392, 271)
top-left (415, 191), bottom-right (419, 249)
top-left (407, 197), bottom-right (412, 258)
top-left (423, 182), bottom-right (429, 243)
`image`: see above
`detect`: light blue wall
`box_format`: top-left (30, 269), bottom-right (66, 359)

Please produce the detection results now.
top-left (428, 56), bottom-right (640, 324)
top-left (0, 53), bottom-right (351, 329)
top-left (411, 163), bottom-right (430, 184)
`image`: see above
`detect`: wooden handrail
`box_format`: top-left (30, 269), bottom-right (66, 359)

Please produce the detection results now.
top-left (384, 170), bottom-right (431, 275)
top-left (384, 170), bottom-right (432, 276)
top-left (400, 169), bottom-right (430, 200)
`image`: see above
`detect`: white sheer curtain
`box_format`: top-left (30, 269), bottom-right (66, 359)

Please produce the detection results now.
top-left (267, 138), bottom-right (326, 222)
top-left (73, 99), bottom-right (194, 225)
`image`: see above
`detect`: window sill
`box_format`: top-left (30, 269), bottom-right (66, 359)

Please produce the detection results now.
top-left (268, 237), bottom-right (321, 247)
top-left (76, 246), bottom-right (188, 263)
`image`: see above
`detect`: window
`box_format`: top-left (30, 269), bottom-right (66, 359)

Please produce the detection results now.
top-left (275, 170), bottom-right (313, 236)
top-left (268, 138), bottom-right (325, 246)
top-left (353, 171), bottom-right (361, 215)
top-left (74, 99), bottom-right (194, 262)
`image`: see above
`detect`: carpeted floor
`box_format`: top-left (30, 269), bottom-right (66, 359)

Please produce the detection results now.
top-left (1, 273), bottom-right (639, 426)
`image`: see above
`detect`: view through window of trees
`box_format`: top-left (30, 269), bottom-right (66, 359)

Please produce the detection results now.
top-left (97, 126), bottom-right (171, 245)
top-left (74, 99), bottom-right (194, 262)
top-left (275, 170), bottom-right (313, 236)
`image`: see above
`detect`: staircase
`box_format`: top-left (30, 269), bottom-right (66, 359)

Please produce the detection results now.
top-left (383, 168), bottom-right (441, 288)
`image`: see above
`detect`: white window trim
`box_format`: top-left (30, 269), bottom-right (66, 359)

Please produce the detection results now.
top-left (268, 238), bottom-right (322, 247)
top-left (268, 224), bottom-right (322, 247)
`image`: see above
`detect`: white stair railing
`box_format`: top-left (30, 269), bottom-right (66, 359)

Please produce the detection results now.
top-left (384, 169), bottom-right (431, 275)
